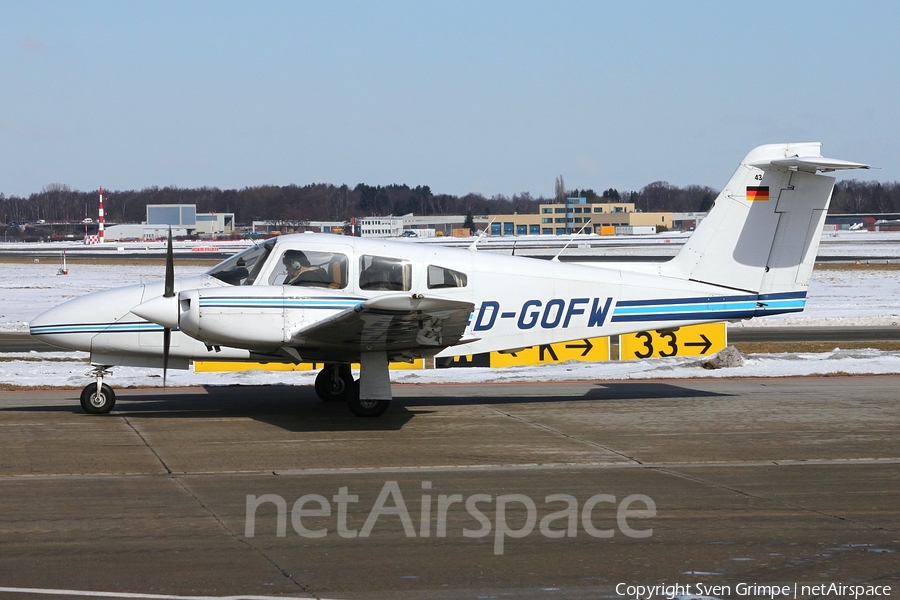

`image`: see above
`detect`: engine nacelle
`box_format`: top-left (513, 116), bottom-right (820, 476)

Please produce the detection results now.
top-left (177, 286), bottom-right (364, 351)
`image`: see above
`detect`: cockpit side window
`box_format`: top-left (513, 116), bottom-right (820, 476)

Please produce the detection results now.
top-left (359, 255), bottom-right (411, 291)
top-left (427, 265), bottom-right (468, 289)
top-left (206, 240), bottom-right (274, 286)
top-left (269, 250), bottom-right (348, 289)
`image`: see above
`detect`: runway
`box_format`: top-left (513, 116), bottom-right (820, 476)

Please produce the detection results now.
top-left (0, 378), bottom-right (898, 599)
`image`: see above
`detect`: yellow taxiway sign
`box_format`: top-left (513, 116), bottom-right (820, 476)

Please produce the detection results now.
top-left (491, 337), bottom-right (611, 367)
top-left (619, 323), bottom-right (727, 360)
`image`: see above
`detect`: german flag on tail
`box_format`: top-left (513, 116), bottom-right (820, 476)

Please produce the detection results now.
top-left (746, 186), bottom-right (770, 201)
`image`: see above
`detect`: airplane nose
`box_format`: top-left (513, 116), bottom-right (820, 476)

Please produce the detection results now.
top-left (29, 297), bottom-right (100, 351)
top-left (29, 284), bottom-right (148, 352)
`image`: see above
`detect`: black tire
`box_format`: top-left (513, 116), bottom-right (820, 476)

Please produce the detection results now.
top-left (80, 383), bottom-right (116, 414)
top-left (314, 364), bottom-right (354, 402)
top-left (347, 392), bottom-right (390, 418)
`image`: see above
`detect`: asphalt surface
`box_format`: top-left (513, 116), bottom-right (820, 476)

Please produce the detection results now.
top-left (0, 378), bottom-right (897, 599)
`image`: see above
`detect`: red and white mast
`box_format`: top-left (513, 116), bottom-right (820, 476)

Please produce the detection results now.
top-left (98, 187), bottom-right (105, 243)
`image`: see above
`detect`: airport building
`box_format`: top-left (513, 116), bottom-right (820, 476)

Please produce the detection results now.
top-left (247, 201), bottom-right (691, 239)
top-left (485, 198), bottom-right (677, 236)
top-left (359, 217), bottom-right (403, 237)
top-left (252, 209), bottom-right (681, 239)
top-left (251, 220), bottom-right (348, 235)
top-left (358, 215), bottom-right (491, 237)
top-left (823, 213), bottom-right (900, 231)
top-left (194, 213), bottom-right (235, 235)
top-left (146, 204), bottom-right (235, 236)
top-left (146, 204), bottom-right (197, 228)
top-left (101, 204), bottom-right (235, 241)
top-left (102, 224), bottom-right (191, 241)
top-left (251, 215), bottom-right (488, 238)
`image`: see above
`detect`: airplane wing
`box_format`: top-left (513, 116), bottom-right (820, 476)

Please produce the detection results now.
top-left (288, 294), bottom-right (475, 361)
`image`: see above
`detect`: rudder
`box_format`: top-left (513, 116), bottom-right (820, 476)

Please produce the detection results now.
top-left (662, 142), bottom-right (868, 294)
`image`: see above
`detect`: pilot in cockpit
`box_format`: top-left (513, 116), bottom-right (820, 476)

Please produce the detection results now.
top-left (282, 250), bottom-right (332, 286)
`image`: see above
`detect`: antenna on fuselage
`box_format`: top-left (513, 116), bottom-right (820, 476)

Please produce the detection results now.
top-left (468, 217), bottom-right (495, 251)
top-left (551, 222), bottom-right (591, 262)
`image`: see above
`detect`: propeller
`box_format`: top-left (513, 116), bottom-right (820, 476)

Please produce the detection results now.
top-left (130, 227), bottom-right (180, 388)
top-left (162, 227), bottom-right (174, 388)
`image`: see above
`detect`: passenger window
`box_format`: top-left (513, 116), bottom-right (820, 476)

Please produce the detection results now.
top-left (269, 250), bottom-right (348, 289)
top-left (427, 265), bottom-right (467, 289)
top-left (359, 255), bottom-right (411, 291)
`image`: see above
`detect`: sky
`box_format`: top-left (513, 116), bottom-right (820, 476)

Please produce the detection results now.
top-left (2, 1), bottom-right (898, 199)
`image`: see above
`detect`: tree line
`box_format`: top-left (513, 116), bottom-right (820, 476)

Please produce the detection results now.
top-left (2, 179), bottom-right (898, 233)
top-left (0, 183), bottom-right (543, 227)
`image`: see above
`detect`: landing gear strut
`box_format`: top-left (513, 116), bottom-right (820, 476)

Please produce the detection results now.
top-left (80, 366), bottom-right (116, 414)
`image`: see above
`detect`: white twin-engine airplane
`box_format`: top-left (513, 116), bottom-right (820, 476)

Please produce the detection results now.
top-left (30, 143), bottom-right (868, 417)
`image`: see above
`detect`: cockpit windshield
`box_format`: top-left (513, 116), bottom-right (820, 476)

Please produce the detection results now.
top-left (206, 239), bottom-right (275, 286)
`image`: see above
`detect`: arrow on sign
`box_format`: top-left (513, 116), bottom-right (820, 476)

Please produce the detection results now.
top-left (538, 344), bottom-right (558, 361)
top-left (564, 339), bottom-right (594, 357)
top-left (684, 334), bottom-right (712, 354)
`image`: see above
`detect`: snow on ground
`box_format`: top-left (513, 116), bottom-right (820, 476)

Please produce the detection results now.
top-left (0, 232), bottom-right (898, 389)
top-left (0, 262), bottom-right (209, 332)
top-left (816, 229), bottom-right (900, 258)
top-left (735, 266), bottom-right (900, 327)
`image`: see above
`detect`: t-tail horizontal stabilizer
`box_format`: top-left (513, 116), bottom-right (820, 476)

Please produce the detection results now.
top-left (662, 142), bottom-right (869, 295)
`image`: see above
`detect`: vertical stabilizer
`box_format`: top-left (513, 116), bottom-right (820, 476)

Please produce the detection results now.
top-left (662, 143), bottom-right (868, 294)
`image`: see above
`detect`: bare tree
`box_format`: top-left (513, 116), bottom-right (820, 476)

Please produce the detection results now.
top-left (39, 183), bottom-right (74, 221)
top-left (555, 175), bottom-right (566, 203)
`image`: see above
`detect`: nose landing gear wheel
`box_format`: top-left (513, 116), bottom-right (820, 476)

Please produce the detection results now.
top-left (80, 382), bottom-right (116, 414)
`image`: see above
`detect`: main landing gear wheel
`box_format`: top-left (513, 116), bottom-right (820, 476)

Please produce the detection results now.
top-left (314, 364), bottom-right (355, 402)
top-left (80, 382), bottom-right (116, 414)
top-left (347, 396), bottom-right (390, 418)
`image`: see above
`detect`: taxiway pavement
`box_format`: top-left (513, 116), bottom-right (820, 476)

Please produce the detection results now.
top-left (0, 378), bottom-right (898, 599)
